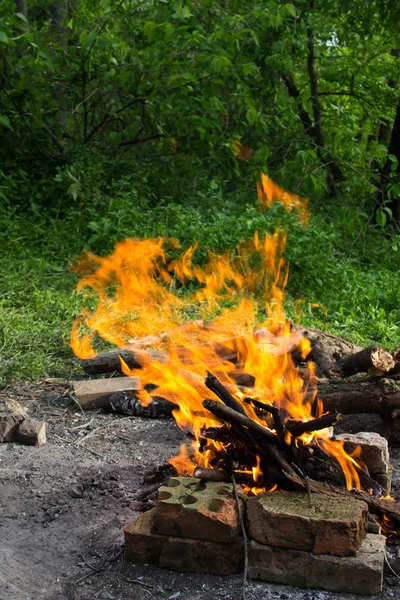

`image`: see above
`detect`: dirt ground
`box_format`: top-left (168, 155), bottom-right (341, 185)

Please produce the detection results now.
top-left (1, 379), bottom-right (400, 600)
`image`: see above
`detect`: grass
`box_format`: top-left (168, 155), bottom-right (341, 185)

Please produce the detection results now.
top-left (1, 163), bottom-right (399, 387)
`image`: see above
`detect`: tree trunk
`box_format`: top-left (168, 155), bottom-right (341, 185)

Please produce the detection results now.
top-left (375, 49), bottom-right (400, 224)
top-left (306, 25), bottom-right (343, 195)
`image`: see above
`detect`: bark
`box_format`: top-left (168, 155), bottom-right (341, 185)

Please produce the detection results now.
top-left (375, 49), bottom-right (400, 224)
top-left (282, 45), bottom-right (344, 194)
top-left (315, 377), bottom-right (400, 419)
top-left (333, 345), bottom-right (395, 378)
top-left (306, 26), bottom-right (344, 194)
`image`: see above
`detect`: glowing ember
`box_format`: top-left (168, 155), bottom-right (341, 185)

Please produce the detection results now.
top-left (70, 174), bottom-right (361, 491)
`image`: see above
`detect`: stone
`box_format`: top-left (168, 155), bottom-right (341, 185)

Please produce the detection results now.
top-left (0, 413), bottom-right (24, 442)
top-left (124, 509), bottom-right (243, 575)
top-left (16, 418), bottom-right (46, 446)
top-left (248, 533), bottom-right (385, 595)
top-left (335, 432), bottom-right (389, 474)
top-left (151, 476), bottom-right (244, 543)
top-left (247, 491), bottom-right (368, 556)
top-left (71, 376), bottom-right (141, 409)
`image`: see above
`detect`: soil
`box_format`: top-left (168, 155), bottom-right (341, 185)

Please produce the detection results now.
top-left (1, 379), bottom-right (400, 600)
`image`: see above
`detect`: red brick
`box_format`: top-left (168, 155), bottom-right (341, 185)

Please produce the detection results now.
top-left (247, 491), bottom-right (368, 556)
top-left (124, 509), bottom-right (243, 575)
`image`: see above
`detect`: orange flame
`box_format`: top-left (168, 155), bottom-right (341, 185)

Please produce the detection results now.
top-left (70, 174), bottom-right (359, 491)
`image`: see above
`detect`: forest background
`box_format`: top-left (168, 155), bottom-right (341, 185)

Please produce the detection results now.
top-left (1, 0), bottom-right (400, 386)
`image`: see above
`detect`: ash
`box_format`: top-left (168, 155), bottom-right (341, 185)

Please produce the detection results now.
top-left (0, 380), bottom-right (399, 600)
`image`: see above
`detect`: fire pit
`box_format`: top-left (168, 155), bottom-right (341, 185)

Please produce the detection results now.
top-left (123, 476), bottom-right (385, 595)
top-left (69, 174), bottom-right (400, 596)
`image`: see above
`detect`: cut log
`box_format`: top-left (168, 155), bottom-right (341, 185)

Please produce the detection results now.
top-left (332, 345), bottom-right (395, 378)
top-left (315, 377), bottom-right (400, 419)
top-left (79, 327), bottom-right (364, 376)
top-left (309, 342), bottom-right (338, 379)
top-left (292, 326), bottom-right (362, 360)
top-left (80, 348), bottom-right (166, 375)
top-left (71, 376), bottom-right (141, 409)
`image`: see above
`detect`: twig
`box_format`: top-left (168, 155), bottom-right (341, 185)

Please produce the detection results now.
top-left (385, 550), bottom-right (400, 580)
top-left (125, 577), bottom-right (154, 589)
top-left (79, 445), bottom-right (105, 459)
top-left (76, 416), bottom-right (135, 445)
top-left (70, 419), bottom-right (94, 431)
top-left (73, 549), bottom-right (123, 586)
top-left (231, 475), bottom-right (248, 600)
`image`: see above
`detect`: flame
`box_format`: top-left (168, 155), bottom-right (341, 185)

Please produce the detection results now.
top-left (70, 173), bottom-right (360, 491)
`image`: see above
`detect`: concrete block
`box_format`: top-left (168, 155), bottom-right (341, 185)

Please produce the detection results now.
top-left (335, 432), bottom-right (389, 474)
top-left (247, 491), bottom-right (368, 556)
top-left (124, 509), bottom-right (243, 575)
top-left (248, 533), bottom-right (385, 595)
top-left (71, 376), bottom-right (141, 409)
top-left (152, 476), bottom-right (244, 543)
top-left (0, 413), bottom-right (24, 442)
top-left (16, 418), bottom-right (46, 446)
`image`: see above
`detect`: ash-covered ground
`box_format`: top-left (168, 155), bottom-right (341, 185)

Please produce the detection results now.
top-left (0, 380), bottom-right (399, 600)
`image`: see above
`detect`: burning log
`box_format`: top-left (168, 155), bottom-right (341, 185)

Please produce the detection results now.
top-left (79, 348), bottom-right (166, 375)
top-left (193, 467), bottom-right (256, 485)
top-left (205, 371), bottom-right (246, 415)
top-left (286, 413), bottom-right (341, 437)
top-left (202, 399), bottom-right (282, 447)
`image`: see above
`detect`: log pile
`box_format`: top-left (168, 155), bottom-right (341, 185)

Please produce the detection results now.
top-left (76, 325), bottom-right (400, 441)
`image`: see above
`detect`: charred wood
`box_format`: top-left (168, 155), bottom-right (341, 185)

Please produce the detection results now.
top-left (287, 413), bottom-right (341, 437)
top-left (193, 467), bottom-right (256, 485)
top-left (202, 399), bottom-right (281, 447)
top-left (104, 391), bottom-right (177, 418)
top-left (205, 371), bottom-right (246, 415)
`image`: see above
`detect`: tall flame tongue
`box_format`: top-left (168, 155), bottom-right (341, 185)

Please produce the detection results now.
top-left (70, 174), bottom-right (360, 491)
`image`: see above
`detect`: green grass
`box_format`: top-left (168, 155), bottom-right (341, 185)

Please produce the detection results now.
top-left (1, 162), bottom-right (400, 386)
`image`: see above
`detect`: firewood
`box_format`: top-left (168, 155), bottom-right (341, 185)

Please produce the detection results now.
top-left (287, 413), bottom-right (341, 437)
top-left (309, 342), bottom-right (338, 378)
top-left (315, 377), bottom-right (400, 418)
top-left (193, 467), bottom-right (256, 485)
top-left (80, 348), bottom-right (166, 375)
top-left (79, 327), bottom-right (363, 376)
top-left (244, 398), bottom-right (284, 433)
top-left (205, 371), bottom-right (246, 415)
top-left (202, 399), bottom-right (281, 447)
top-left (332, 345), bottom-right (395, 378)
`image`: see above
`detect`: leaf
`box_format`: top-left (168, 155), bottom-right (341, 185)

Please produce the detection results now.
top-left (375, 210), bottom-right (387, 228)
top-left (284, 3), bottom-right (296, 17)
top-left (144, 21), bottom-right (157, 41)
top-left (16, 12), bottom-right (29, 24)
top-left (0, 115), bottom-right (11, 129)
top-left (246, 107), bottom-right (258, 125)
top-left (211, 55), bottom-right (232, 73)
top-left (0, 32), bottom-right (9, 44)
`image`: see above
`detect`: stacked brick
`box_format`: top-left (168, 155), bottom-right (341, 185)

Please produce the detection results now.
top-left (124, 474), bottom-right (386, 595)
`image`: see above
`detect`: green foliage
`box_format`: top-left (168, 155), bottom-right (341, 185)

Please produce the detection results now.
top-left (1, 162), bottom-right (399, 385)
top-left (1, 1), bottom-right (400, 384)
